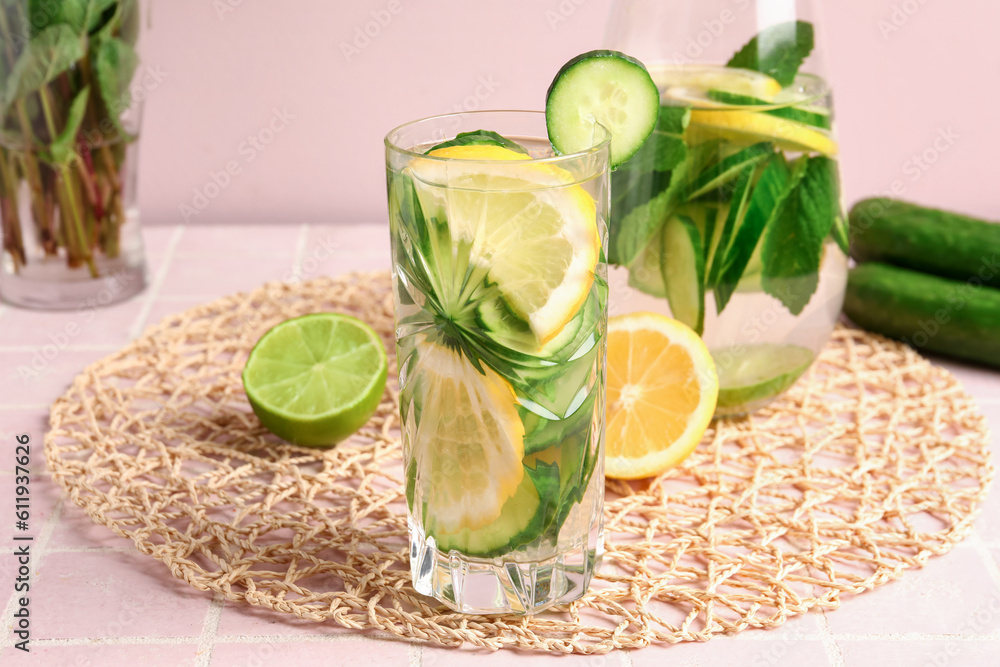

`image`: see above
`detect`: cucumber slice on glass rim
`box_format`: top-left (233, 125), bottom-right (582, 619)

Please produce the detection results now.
top-left (545, 50), bottom-right (660, 169)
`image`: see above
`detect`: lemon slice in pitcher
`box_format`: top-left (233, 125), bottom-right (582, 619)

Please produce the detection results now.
top-left (650, 63), bottom-right (783, 100)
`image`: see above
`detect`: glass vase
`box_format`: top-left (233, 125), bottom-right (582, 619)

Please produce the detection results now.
top-left (605, 0), bottom-right (848, 417)
top-left (0, 0), bottom-right (147, 309)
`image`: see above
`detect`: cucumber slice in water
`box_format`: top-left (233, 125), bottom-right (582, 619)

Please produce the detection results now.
top-left (546, 50), bottom-right (660, 168)
top-left (476, 290), bottom-right (586, 361)
top-left (661, 214), bottom-right (706, 335)
top-left (431, 462), bottom-right (561, 558)
top-left (524, 390), bottom-right (598, 539)
top-left (427, 129), bottom-right (529, 155)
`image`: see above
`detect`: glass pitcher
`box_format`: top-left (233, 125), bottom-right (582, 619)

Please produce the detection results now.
top-left (605, 0), bottom-right (848, 417)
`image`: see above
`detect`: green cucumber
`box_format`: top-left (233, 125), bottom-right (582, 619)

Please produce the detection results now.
top-left (546, 50), bottom-right (660, 168)
top-left (844, 262), bottom-right (1000, 369)
top-left (661, 214), bottom-right (706, 334)
top-left (431, 462), bottom-right (561, 557)
top-left (523, 342), bottom-right (600, 419)
top-left (477, 293), bottom-right (575, 359)
top-left (479, 293), bottom-right (595, 372)
top-left (849, 199), bottom-right (1000, 289)
top-left (427, 129), bottom-right (528, 154)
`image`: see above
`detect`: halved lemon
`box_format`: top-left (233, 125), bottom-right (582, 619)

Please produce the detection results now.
top-left (410, 145), bottom-right (600, 345)
top-left (650, 63), bottom-right (783, 101)
top-left (688, 109), bottom-right (838, 157)
top-left (410, 340), bottom-right (525, 534)
top-left (605, 312), bottom-right (719, 480)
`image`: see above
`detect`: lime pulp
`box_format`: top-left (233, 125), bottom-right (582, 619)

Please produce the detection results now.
top-left (242, 313), bottom-right (388, 447)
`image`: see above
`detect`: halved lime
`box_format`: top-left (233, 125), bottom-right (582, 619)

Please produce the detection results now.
top-left (242, 313), bottom-right (388, 447)
top-left (712, 343), bottom-right (814, 410)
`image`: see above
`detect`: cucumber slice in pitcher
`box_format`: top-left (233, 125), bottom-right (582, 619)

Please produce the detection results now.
top-left (545, 50), bottom-right (660, 168)
top-left (661, 214), bottom-right (706, 335)
top-left (705, 90), bottom-right (832, 130)
top-left (627, 225), bottom-right (668, 298)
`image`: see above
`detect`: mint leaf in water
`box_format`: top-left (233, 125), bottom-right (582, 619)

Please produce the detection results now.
top-left (613, 183), bottom-right (674, 268)
top-left (726, 20), bottom-right (814, 88)
top-left (47, 86), bottom-right (90, 164)
top-left (706, 165), bottom-right (755, 287)
top-left (685, 142), bottom-right (772, 201)
top-left (609, 106), bottom-right (691, 265)
top-left (611, 139), bottom-right (719, 267)
top-left (761, 156), bottom-right (838, 315)
top-left (713, 153), bottom-right (793, 313)
top-left (93, 36), bottom-right (140, 135)
top-left (619, 105), bottom-right (690, 173)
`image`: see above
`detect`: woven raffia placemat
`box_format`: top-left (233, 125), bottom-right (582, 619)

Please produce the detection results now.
top-left (45, 272), bottom-right (994, 653)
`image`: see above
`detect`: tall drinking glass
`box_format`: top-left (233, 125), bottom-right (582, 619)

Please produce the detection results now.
top-left (385, 111), bottom-right (609, 614)
top-left (605, 0), bottom-right (848, 417)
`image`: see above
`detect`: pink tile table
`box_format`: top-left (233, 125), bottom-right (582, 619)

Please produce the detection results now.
top-left (0, 224), bottom-right (997, 666)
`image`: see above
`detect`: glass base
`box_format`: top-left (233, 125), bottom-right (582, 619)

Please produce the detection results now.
top-left (0, 257), bottom-right (146, 310)
top-left (410, 524), bottom-right (603, 615)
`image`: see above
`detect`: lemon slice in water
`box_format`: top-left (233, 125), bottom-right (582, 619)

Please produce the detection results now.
top-left (409, 340), bottom-right (526, 534)
top-left (411, 145), bottom-right (600, 345)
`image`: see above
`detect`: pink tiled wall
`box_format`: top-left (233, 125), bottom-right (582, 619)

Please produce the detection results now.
top-left (134, 0), bottom-right (1000, 227)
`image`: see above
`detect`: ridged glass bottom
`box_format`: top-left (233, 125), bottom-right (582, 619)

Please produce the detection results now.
top-left (410, 524), bottom-right (604, 615)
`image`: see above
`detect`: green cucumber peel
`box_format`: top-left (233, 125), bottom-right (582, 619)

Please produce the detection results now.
top-left (661, 213), bottom-right (707, 335)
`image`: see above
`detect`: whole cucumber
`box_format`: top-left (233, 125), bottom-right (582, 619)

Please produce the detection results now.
top-left (844, 262), bottom-right (1000, 369)
top-left (849, 199), bottom-right (1000, 288)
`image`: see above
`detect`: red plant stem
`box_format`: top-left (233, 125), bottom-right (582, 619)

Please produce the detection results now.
top-left (78, 140), bottom-right (105, 221)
